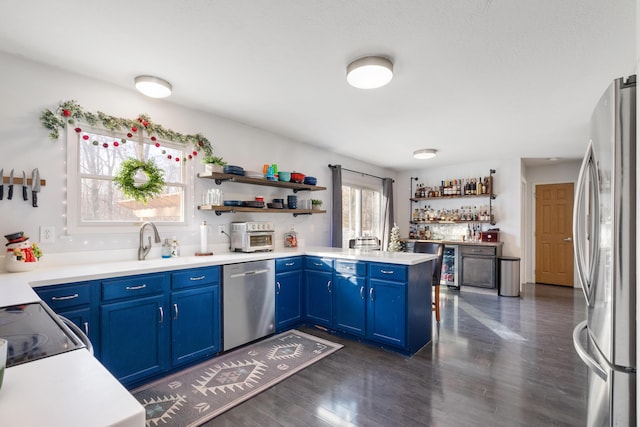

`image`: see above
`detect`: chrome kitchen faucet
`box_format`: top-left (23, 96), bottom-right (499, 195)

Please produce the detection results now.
top-left (138, 221), bottom-right (161, 260)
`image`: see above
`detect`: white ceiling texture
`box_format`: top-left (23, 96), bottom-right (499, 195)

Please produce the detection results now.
top-left (0, 1), bottom-right (635, 170)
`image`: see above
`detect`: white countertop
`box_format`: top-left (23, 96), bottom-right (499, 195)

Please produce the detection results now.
top-left (0, 247), bottom-right (433, 427)
top-left (0, 350), bottom-right (145, 427)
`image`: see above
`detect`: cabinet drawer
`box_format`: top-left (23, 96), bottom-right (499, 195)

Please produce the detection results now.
top-left (304, 256), bottom-right (333, 272)
top-left (369, 263), bottom-right (407, 282)
top-left (102, 273), bottom-right (167, 301)
top-left (276, 257), bottom-right (303, 273)
top-left (38, 282), bottom-right (92, 310)
top-left (172, 266), bottom-right (220, 290)
top-left (335, 260), bottom-right (367, 276)
top-left (460, 245), bottom-right (496, 256)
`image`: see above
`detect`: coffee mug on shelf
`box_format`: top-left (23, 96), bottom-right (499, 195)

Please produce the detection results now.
top-left (287, 195), bottom-right (297, 209)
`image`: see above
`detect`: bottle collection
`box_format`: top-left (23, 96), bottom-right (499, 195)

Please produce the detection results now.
top-left (412, 205), bottom-right (493, 223)
top-left (414, 175), bottom-right (492, 198)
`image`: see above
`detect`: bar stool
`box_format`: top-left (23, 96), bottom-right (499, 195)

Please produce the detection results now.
top-left (414, 242), bottom-right (445, 322)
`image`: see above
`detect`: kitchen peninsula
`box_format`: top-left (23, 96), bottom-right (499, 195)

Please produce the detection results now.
top-left (0, 248), bottom-right (435, 427)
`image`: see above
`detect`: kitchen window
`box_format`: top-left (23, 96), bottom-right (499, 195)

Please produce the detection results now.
top-left (341, 178), bottom-right (382, 248)
top-left (66, 126), bottom-right (191, 233)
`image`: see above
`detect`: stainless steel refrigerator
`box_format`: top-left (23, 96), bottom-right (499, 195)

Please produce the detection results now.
top-left (572, 75), bottom-right (636, 426)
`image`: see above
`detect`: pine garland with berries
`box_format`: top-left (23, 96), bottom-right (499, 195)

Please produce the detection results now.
top-left (40, 100), bottom-right (214, 158)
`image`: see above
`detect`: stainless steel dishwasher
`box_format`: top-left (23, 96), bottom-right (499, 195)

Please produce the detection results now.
top-left (223, 259), bottom-right (275, 351)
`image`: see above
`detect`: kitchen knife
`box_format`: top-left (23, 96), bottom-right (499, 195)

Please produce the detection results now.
top-left (7, 169), bottom-right (14, 200)
top-left (31, 168), bottom-right (40, 208)
top-left (0, 168), bottom-right (3, 200)
top-left (22, 170), bottom-right (28, 201)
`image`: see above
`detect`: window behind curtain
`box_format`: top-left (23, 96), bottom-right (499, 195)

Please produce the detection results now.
top-left (67, 126), bottom-right (189, 233)
top-left (341, 179), bottom-right (382, 248)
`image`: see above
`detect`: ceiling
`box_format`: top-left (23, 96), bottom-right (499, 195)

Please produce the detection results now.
top-left (0, 1), bottom-right (635, 171)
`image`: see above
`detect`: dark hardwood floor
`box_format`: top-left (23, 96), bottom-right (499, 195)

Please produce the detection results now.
top-left (205, 283), bottom-right (588, 427)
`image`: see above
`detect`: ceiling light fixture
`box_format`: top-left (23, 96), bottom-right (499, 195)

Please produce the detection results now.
top-left (413, 149), bottom-right (437, 159)
top-left (346, 56), bottom-right (393, 89)
top-left (134, 75), bottom-right (172, 98)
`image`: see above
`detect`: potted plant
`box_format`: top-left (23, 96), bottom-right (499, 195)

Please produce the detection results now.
top-left (311, 199), bottom-right (323, 209)
top-left (201, 155), bottom-right (227, 173)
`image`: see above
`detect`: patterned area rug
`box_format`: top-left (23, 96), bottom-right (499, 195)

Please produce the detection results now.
top-left (132, 329), bottom-right (343, 427)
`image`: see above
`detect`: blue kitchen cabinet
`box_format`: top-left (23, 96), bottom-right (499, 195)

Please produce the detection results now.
top-left (275, 257), bottom-right (303, 332)
top-left (303, 256), bottom-right (334, 327)
top-left (100, 273), bottom-right (170, 386)
top-left (36, 280), bottom-right (100, 358)
top-left (170, 267), bottom-right (221, 367)
top-left (368, 263), bottom-right (408, 348)
top-left (333, 260), bottom-right (367, 337)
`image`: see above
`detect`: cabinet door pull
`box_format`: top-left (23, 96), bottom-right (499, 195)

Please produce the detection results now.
top-left (125, 284), bottom-right (147, 291)
top-left (360, 286), bottom-right (365, 300)
top-left (276, 281), bottom-right (281, 294)
top-left (380, 270), bottom-right (394, 274)
top-left (369, 288), bottom-right (375, 301)
top-left (159, 306), bottom-right (164, 324)
top-left (189, 275), bottom-right (206, 281)
top-left (327, 280), bottom-right (332, 293)
top-left (313, 262), bottom-right (323, 266)
top-left (83, 322), bottom-right (89, 336)
top-left (285, 262), bottom-right (295, 266)
top-left (51, 293), bottom-right (79, 301)
top-left (173, 303), bottom-right (179, 320)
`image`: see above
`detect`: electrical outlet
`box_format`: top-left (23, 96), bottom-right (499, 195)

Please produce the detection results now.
top-left (218, 225), bottom-right (227, 235)
top-left (40, 226), bottom-right (55, 243)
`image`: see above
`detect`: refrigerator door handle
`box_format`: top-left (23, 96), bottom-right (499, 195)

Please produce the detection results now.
top-left (573, 320), bottom-right (607, 381)
top-left (573, 141), bottom-right (600, 304)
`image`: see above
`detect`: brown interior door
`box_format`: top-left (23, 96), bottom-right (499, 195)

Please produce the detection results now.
top-left (535, 183), bottom-right (574, 286)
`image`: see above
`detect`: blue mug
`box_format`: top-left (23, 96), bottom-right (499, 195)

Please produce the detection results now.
top-left (287, 195), bottom-right (297, 209)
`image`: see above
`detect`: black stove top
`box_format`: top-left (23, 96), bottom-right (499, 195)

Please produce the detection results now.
top-left (0, 302), bottom-right (85, 367)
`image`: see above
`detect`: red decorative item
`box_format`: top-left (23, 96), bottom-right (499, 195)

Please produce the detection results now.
top-left (102, 143), bottom-right (109, 148)
top-left (62, 109), bottom-right (71, 117)
top-left (131, 126), bottom-right (137, 132)
top-left (155, 143), bottom-right (160, 148)
top-left (175, 157), bottom-right (180, 162)
top-left (198, 141), bottom-right (203, 147)
top-left (167, 155), bottom-right (172, 159)
top-left (74, 127), bottom-right (82, 133)
top-left (82, 135), bottom-right (89, 140)
top-left (192, 151), bottom-right (197, 156)
top-left (142, 121), bottom-right (148, 127)
top-left (188, 154), bottom-right (192, 159)
top-left (151, 136), bottom-right (156, 141)
top-left (113, 141), bottom-right (119, 147)
top-left (127, 133), bottom-right (133, 138)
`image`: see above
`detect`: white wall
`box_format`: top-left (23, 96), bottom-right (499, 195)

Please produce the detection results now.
top-left (521, 160), bottom-right (581, 286)
top-left (396, 159), bottom-right (522, 258)
top-left (0, 52), bottom-right (396, 262)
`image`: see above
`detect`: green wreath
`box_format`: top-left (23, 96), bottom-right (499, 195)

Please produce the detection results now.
top-left (114, 158), bottom-right (165, 203)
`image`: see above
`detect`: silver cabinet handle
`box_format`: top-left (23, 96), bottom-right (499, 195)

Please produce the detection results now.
top-left (285, 262), bottom-right (295, 266)
top-left (314, 262), bottom-right (323, 266)
top-left (189, 275), bottom-right (206, 281)
top-left (563, 237), bottom-right (573, 242)
top-left (173, 303), bottom-right (179, 320)
top-left (380, 270), bottom-right (393, 274)
top-left (159, 306), bottom-right (164, 323)
top-left (360, 286), bottom-right (365, 300)
top-left (327, 280), bottom-right (332, 293)
top-left (369, 287), bottom-right (374, 301)
top-left (125, 284), bottom-right (147, 291)
top-left (51, 293), bottom-right (79, 301)
top-left (343, 266), bottom-right (355, 270)
top-left (83, 322), bottom-right (89, 336)
top-left (276, 281), bottom-right (281, 294)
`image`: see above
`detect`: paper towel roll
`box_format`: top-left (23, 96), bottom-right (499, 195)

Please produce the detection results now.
top-left (200, 221), bottom-right (208, 254)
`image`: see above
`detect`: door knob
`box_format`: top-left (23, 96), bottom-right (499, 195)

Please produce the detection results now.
top-left (564, 237), bottom-right (573, 242)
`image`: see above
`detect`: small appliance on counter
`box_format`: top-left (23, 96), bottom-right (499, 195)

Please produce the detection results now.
top-left (230, 221), bottom-right (275, 252)
top-left (353, 235), bottom-right (380, 251)
top-left (480, 229), bottom-right (500, 242)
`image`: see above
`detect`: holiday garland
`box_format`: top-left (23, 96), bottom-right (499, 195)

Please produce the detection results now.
top-left (40, 100), bottom-right (214, 159)
top-left (113, 158), bottom-right (165, 203)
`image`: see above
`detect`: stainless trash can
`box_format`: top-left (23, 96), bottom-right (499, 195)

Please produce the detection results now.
top-left (498, 256), bottom-right (520, 297)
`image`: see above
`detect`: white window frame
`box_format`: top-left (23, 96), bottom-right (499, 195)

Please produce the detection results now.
top-left (341, 173), bottom-right (384, 247)
top-left (65, 124), bottom-right (194, 235)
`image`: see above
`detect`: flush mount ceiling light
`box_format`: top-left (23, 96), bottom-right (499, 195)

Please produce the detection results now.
top-left (413, 149), bottom-right (437, 160)
top-left (134, 75), bottom-right (172, 98)
top-left (346, 56), bottom-right (393, 89)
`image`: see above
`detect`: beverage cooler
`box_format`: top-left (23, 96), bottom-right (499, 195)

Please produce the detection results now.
top-left (441, 244), bottom-right (460, 289)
